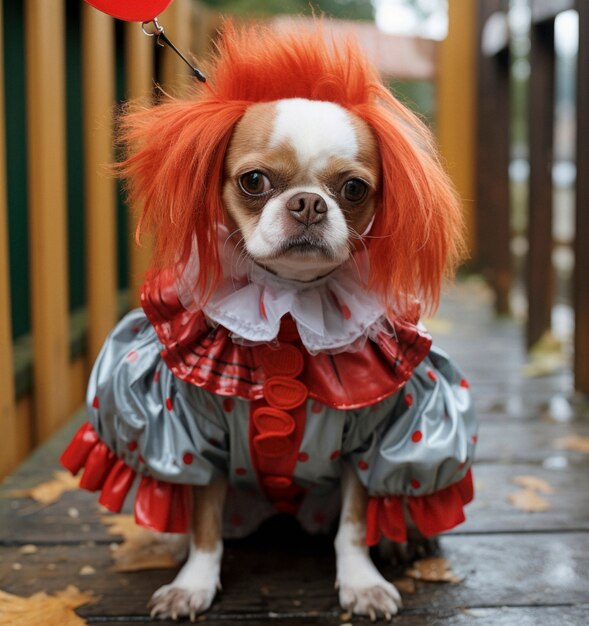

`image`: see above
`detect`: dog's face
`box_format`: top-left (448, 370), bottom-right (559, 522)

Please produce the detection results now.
top-left (223, 98), bottom-right (381, 281)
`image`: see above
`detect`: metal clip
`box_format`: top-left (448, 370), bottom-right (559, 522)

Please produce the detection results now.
top-left (141, 18), bottom-right (206, 83)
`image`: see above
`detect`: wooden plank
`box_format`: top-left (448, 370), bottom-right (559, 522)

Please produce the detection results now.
top-left (574, 0), bottom-right (589, 393)
top-left (0, 533), bottom-right (588, 618)
top-left (124, 21), bottom-right (155, 308)
top-left (437, 0), bottom-right (477, 256)
top-left (0, 0), bottom-right (21, 479)
top-left (82, 4), bottom-right (118, 362)
top-left (527, 18), bottom-right (555, 348)
top-left (474, 0), bottom-right (512, 314)
top-left (24, 0), bottom-right (70, 442)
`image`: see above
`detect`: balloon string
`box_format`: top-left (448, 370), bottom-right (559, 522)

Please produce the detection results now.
top-left (142, 18), bottom-right (206, 83)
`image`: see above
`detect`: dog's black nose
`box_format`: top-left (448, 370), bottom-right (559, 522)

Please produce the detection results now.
top-left (286, 192), bottom-right (327, 226)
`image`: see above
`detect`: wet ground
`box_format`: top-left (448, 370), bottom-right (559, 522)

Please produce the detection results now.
top-left (1, 281), bottom-right (588, 625)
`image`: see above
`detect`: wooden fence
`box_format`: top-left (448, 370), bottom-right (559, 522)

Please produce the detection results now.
top-left (474, 0), bottom-right (588, 394)
top-left (0, 0), bottom-right (515, 479)
top-left (0, 0), bottom-right (220, 478)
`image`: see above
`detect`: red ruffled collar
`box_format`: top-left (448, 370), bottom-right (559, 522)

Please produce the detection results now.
top-left (141, 269), bottom-right (432, 410)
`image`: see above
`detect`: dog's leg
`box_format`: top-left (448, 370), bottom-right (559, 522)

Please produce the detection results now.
top-left (335, 462), bottom-right (402, 621)
top-left (149, 476), bottom-right (228, 621)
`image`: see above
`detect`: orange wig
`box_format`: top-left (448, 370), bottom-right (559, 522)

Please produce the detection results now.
top-left (118, 20), bottom-right (465, 316)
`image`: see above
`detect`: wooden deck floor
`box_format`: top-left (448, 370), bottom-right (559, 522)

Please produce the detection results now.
top-left (1, 281), bottom-right (588, 625)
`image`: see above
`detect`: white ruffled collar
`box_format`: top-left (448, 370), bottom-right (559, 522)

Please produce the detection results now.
top-left (176, 230), bottom-right (390, 354)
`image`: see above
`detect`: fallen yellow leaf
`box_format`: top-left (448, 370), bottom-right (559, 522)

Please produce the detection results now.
top-left (405, 557), bottom-right (462, 583)
top-left (10, 471), bottom-right (80, 505)
top-left (512, 475), bottom-right (554, 495)
top-left (101, 515), bottom-right (184, 572)
top-left (0, 585), bottom-right (96, 626)
top-left (554, 434), bottom-right (589, 454)
top-left (393, 577), bottom-right (416, 593)
top-left (507, 489), bottom-right (551, 512)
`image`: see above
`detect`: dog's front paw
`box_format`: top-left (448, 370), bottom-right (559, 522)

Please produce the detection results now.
top-left (337, 560), bottom-right (402, 621)
top-left (149, 582), bottom-right (218, 622)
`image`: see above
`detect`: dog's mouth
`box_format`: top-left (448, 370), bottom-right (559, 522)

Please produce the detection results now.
top-left (275, 234), bottom-right (336, 259)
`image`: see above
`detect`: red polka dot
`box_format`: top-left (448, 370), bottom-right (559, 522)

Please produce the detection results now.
top-left (460, 378), bottom-right (470, 389)
top-left (340, 305), bottom-right (352, 320)
top-left (404, 394), bottom-right (414, 408)
top-left (138, 455), bottom-right (145, 464)
top-left (127, 350), bottom-right (138, 363)
top-left (411, 479), bottom-right (421, 489)
top-left (471, 434), bottom-right (478, 444)
top-left (235, 467), bottom-right (247, 476)
top-left (231, 515), bottom-right (244, 527)
top-left (153, 371), bottom-right (161, 383)
top-left (127, 441), bottom-right (138, 452)
top-left (411, 430), bottom-right (423, 443)
top-left (131, 325), bottom-right (141, 333)
top-left (298, 452), bottom-right (309, 463)
top-left (182, 453), bottom-right (193, 465)
top-left (165, 397), bottom-right (173, 411)
top-left (223, 398), bottom-right (234, 412)
top-left (311, 401), bottom-right (322, 414)
top-left (208, 437), bottom-right (220, 447)
top-left (330, 450), bottom-right (341, 461)
top-left (358, 460), bottom-right (369, 471)
top-left (92, 395), bottom-right (99, 409)
top-left (427, 369), bottom-right (437, 382)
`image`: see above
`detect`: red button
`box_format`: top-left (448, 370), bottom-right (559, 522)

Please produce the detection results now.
top-left (252, 407), bottom-right (295, 436)
top-left (259, 345), bottom-right (304, 378)
top-left (263, 377), bottom-right (308, 410)
top-left (298, 452), bottom-right (309, 463)
top-left (262, 475), bottom-right (293, 489)
top-left (253, 433), bottom-right (294, 458)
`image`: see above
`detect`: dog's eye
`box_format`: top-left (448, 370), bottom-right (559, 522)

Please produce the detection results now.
top-left (342, 179), bottom-right (368, 203)
top-left (239, 171), bottom-right (272, 196)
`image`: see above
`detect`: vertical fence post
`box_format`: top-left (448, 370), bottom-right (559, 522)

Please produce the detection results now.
top-left (124, 22), bottom-right (154, 307)
top-left (475, 0), bottom-right (512, 314)
top-left (82, 4), bottom-right (117, 362)
top-left (437, 0), bottom-right (477, 258)
top-left (0, 0), bottom-right (20, 475)
top-left (526, 17), bottom-right (555, 348)
top-left (574, 0), bottom-right (589, 393)
top-left (24, 0), bottom-right (70, 442)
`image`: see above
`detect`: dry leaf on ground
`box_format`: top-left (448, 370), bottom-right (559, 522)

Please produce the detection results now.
top-left (512, 475), bottom-right (554, 495)
top-left (405, 557), bottom-right (463, 583)
top-left (554, 434), bottom-right (589, 454)
top-left (393, 577), bottom-right (416, 593)
top-left (9, 471), bottom-right (79, 505)
top-left (101, 514), bottom-right (184, 572)
top-left (521, 331), bottom-right (568, 378)
top-left (0, 585), bottom-right (96, 626)
top-left (507, 489), bottom-right (551, 512)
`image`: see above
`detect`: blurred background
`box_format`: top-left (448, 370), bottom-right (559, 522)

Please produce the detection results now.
top-left (0, 0), bottom-right (587, 478)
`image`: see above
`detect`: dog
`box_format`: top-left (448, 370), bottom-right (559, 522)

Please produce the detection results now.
top-left (61, 21), bottom-right (477, 622)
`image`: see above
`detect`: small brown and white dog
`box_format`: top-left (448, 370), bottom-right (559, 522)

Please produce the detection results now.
top-left (63, 19), bottom-right (475, 623)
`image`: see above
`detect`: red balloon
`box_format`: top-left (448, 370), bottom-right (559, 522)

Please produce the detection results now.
top-left (84, 0), bottom-right (174, 22)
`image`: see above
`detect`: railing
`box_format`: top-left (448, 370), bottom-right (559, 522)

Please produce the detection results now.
top-left (0, 0), bottom-right (220, 478)
top-left (474, 0), bottom-right (588, 395)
